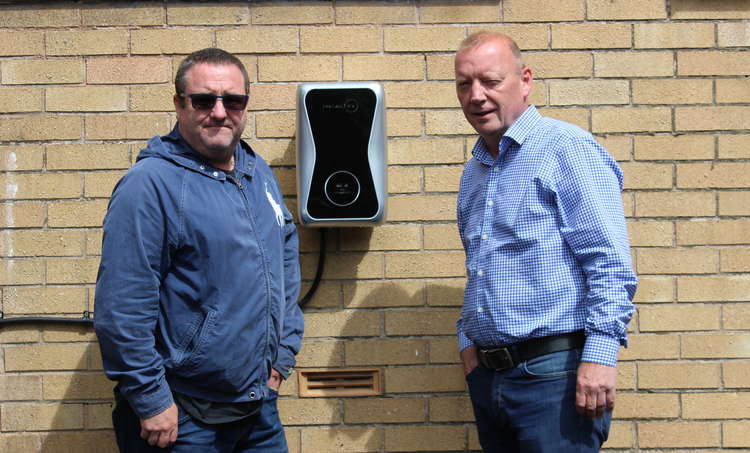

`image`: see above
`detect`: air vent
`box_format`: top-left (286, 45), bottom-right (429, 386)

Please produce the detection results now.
top-left (298, 368), bottom-right (382, 397)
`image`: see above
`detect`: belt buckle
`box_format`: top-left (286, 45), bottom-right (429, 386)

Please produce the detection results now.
top-left (483, 347), bottom-right (514, 371)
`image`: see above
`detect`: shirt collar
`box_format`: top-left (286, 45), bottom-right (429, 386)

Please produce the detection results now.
top-left (470, 105), bottom-right (542, 166)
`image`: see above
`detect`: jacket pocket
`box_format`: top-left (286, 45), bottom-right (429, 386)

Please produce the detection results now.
top-left (172, 310), bottom-right (217, 372)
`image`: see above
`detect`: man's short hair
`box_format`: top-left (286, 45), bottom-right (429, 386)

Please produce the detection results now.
top-left (175, 48), bottom-right (250, 96)
top-left (458, 31), bottom-right (525, 73)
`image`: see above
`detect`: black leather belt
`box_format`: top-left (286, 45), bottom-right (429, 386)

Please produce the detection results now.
top-left (477, 331), bottom-right (585, 371)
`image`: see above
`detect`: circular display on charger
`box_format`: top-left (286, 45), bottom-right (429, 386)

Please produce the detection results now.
top-left (324, 171), bottom-right (360, 207)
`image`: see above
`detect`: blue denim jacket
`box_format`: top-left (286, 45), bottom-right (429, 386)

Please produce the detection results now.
top-left (95, 126), bottom-right (303, 419)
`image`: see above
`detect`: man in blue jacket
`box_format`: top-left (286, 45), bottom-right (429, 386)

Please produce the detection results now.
top-left (95, 48), bottom-right (303, 452)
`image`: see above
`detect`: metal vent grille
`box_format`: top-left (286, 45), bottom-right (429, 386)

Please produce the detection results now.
top-left (298, 368), bottom-right (382, 397)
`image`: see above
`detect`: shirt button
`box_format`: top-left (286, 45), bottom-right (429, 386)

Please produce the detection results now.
top-left (477, 307), bottom-right (484, 313)
top-left (199, 165), bottom-right (205, 170)
top-left (477, 270), bottom-right (484, 276)
top-left (493, 167), bottom-right (500, 172)
top-left (487, 200), bottom-right (494, 207)
top-left (481, 234), bottom-right (488, 240)
top-left (249, 392), bottom-right (256, 398)
top-left (212, 171), bottom-right (219, 177)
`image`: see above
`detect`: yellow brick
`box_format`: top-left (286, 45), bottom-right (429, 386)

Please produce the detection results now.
top-left (0, 325), bottom-right (40, 344)
top-left (256, 111), bottom-right (295, 138)
top-left (0, 374), bottom-right (42, 401)
top-left (724, 361), bottom-right (750, 389)
top-left (384, 26), bottom-right (465, 52)
top-left (425, 109), bottom-right (476, 135)
top-left (345, 397), bottom-right (425, 423)
top-left (131, 28), bottom-right (213, 54)
top-left (81, 4), bottom-right (164, 25)
top-left (0, 30), bottom-right (44, 56)
top-left (272, 167), bottom-right (295, 196)
top-left (721, 247), bottom-right (750, 272)
top-left (681, 275), bottom-right (750, 302)
top-left (677, 219), bottom-right (750, 245)
top-left (429, 396), bottom-right (473, 422)
top-left (717, 78), bottom-right (750, 103)
top-left (385, 251), bottom-right (464, 278)
top-left (724, 303), bottom-right (750, 331)
top-left (638, 248), bottom-right (718, 275)
top-left (384, 82), bottom-right (457, 108)
top-left (303, 311), bottom-right (380, 338)
top-left (682, 333), bottom-right (750, 358)
top-left (635, 23), bottom-right (714, 48)
top-left (0, 201), bottom-right (46, 228)
top-left (86, 229), bottom-right (103, 256)
top-left (0, 259), bottom-right (45, 285)
top-left (0, 6), bottom-right (79, 27)
top-left (386, 365), bottom-right (464, 393)
top-left (248, 139), bottom-right (295, 165)
top-left (426, 54), bottom-right (454, 81)
top-left (1, 173), bottom-right (81, 200)
top-left (389, 137), bottom-right (464, 165)
top-left (425, 166), bottom-right (462, 193)
top-left (638, 421), bottom-right (720, 448)
top-left (633, 79), bottom-right (713, 105)
top-left (345, 339), bottom-right (427, 366)
top-left (252, 3), bottom-right (333, 24)
top-left (85, 171), bottom-right (127, 198)
top-left (677, 106), bottom-right (750, 132)
top-left (38, 431), bottom-right (117, 453)
top-left (301, 26), bottom-right (380, 53)
top-left (424, 224), bottom-right (462, 250)
top-left (679, 50), bottom-right (750, 76)
top-left (296, 340), bottom-right (343, 367)
top-left (46, 30), bottom-right (129, 56)
top-left (42, 373), bottom-right (113, 399)
top-left (678, 163), bottom-right (750, 189)
top-left (0, 115), bottom-right (82, 142)
top-left (0, 433), bottom-right (39, 452)
top-left (724, 421), bottom-right (750, 448)
top-left (85, 113), bottom-right (170, 140)
top-left (551, 23), bottom-right (631, 49)
top-left (344, 55), bottom-right (424, 81)
top-left (525, 51), bottom-right (593, 78)
top-left (385, 425), bottom-right (465, 451)
top-left (47, 86), bottom-right (128, 112)
top-left (537, 107), bottom-right (589, 130)
top-left (634, 191), bottom-right (715, 217)
top-left (0, 145), bottom-right (44, 171)
top-left (258, 55), bottom-right (339, 82)
top-left (130, 85), bottom-right (174, 112)
top-left (616, 393), bottom-right (679, 418)
top-left (388, 195), bottom-right (457, 222)
top-left (4, 343), bottom-right (89, 371)
top-left (386, 111), bottom-right (423, 138)
top-left (166, 4), bottom-right (249, 25)
top-left (336, 2), bottom-right (415, 24)
top-left (587, 0), bottom-right (666, 19)
top-left (421, 4), bottom-right (500, 23)
top-left (596, 51), bottom-right (674, 77)
top-left (684, 392), bottom-right (750, 419)
top-left (48, 200), bottom-right (107, 228)
top-left (1, 403), bottom-right (84, 431)
top-left (619, 333), bottom-right (679, 360)
top-left (278, 398), bottom-right (341, 425)
top-left (47, 257), bottom-right (100, 284)
top-left (342, 279), bottom-right (424, 309)
top-left (48, 144), bottom-right (130, 171)
top-left (672, 0), bottom-right (750, 19)
top-left (720, 134), bottom-right (750, 159)
top-left (87, 56), bottom-right (171, 84)
top-left (389, 166), bottom-right (422, 193)
top-left (424, 278), bottom-right (465, 307)
top-left (340, 225), bottom-right (421, 251)
top-left (385, 308), bottom-right (459, 335)
top-left (634, 135), bottom-right (714, 161)
top-left (621, 162), bottom-right (672, 190)
top-left (592, 107), bottom-right (671, 133)
top-left (218, 27), bottom-right (299, 54)
top-left (596, 135), bottom-right (631, 161)
top-left (86, 403), bottom-right (114, 430)
top-left (1, 230), bottom-right (83, 258)
top-left (504, 0), bottom-right (583, 21)
top-left (640, 304), bottom-right (720, 332)
top-left (42, 328), bottom-right (97, 343)
top-left (300, 427), bottom-right (380, 453)
top-left (719, 22), bottom-right (750, 47)
top-left (627, 220), bottom-right (673, 247)
top-left (549, 80), bottom-right (629, 106)
top-left (428, 337), bottom-right (460, 363)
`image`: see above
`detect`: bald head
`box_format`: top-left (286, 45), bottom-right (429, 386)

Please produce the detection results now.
top-left (457, 32), bottom-right (525, 74)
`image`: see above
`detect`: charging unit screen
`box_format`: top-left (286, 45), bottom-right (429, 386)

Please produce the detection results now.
top-left (305, 88), bottom-right (379, 219)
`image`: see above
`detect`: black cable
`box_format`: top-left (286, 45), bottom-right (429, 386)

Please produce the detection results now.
top-left (0, 311), bottom-right (93, 327)
top-left (298, 227), bottom-right (327, 308)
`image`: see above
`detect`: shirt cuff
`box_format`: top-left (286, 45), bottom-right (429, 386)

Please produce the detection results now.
top-left (458, 330), bottom-right (475, 352)
top-left (581, 332), bottom-right (623, 367)
top-left (127, 380), bottom-right (174, 420)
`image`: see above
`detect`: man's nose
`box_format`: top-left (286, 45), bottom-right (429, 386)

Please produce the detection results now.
top-left (210, 98), bottom-right (228, 118)
top-left (469, 82), bottom-right (485, 103)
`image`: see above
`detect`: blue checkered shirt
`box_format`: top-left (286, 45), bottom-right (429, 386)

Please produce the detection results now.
top-left (457, 105), bottom-right (637, 367)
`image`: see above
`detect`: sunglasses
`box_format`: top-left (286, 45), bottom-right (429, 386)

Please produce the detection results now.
top-left (180, 93), bottom-right (249, 111)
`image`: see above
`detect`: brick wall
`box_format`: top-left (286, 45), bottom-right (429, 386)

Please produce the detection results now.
top-left (1, 1), bottom-right (749, 451)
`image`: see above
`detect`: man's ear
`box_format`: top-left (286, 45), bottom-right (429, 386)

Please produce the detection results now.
top-left (174, 94), bottom-right (184, 120)
top-left (521, 66), bottom-right (534, 99)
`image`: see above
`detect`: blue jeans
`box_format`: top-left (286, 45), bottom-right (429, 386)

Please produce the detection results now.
top-left (466, 348), bottom-right (611, 453)
top-left (112, 390), bottom-right (288, 453)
